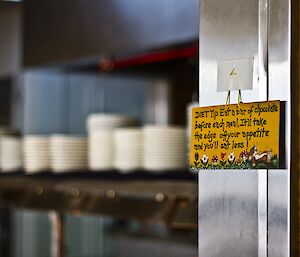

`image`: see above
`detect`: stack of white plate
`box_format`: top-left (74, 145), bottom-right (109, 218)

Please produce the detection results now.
top-left (50, 135), bottom-right (87, 172)
top-left (114, 128), bottom-right (143, 172)
top-left (0, 127), bottom-right (15, 168)
top-left (87, 114), bottom-right (137, 130)
top-left (87, 114), bottom-right (137, 170)
top-left (0, 136), bottom-right (22, 172)
top-left (88, 130), bottom-right (114, 170)
top-left (23, 136), bottom-right (50, 173)
top-left (143, 126), bottom-right (187, 171)
top-left (0, 127), bottom-right (13, 136)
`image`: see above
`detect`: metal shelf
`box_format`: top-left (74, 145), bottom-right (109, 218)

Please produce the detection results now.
top-left (0, 169), bottom-right (197, 181)
top-left (0, 170), bottom-right (197, 230)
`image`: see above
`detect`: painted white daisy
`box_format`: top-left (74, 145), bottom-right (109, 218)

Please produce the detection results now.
top-left (201, 154), bottom-right (209, 165)
top-left (228, 152), bottom-right (235, 163)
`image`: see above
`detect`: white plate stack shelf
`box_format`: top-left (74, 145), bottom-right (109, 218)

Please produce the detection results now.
top-left (143, 126), bottom-right (187, 171)
top-left (0, 136), bottom-right (23, 172)
top-left (87, 114), bottom-right (137, 171)
top-left (50, 135), bottom-right (87, 173)
top-left (23, 136), bottom-right (50, 173)
top-left (113, 128), bottom-right (143, 172)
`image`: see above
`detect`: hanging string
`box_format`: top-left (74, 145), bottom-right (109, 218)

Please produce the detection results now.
top-left (226, 67), bottom-right (237, 105)
top-left (225, 90), bottom-right (231, 105)
top-left (225, 90), bottom-right (243, 105)
top-left (238, 90), bottom-right (243, 105)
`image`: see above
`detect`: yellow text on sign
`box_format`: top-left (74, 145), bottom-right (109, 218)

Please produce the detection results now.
top-left (189, 101), bottom-right (280, 169)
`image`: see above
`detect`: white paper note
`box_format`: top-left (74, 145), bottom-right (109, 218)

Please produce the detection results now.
top-left (217, 58), bottom-right (254, 92)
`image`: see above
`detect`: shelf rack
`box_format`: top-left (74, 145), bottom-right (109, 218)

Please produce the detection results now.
top-left (0, 170), bottom-right (197, 230)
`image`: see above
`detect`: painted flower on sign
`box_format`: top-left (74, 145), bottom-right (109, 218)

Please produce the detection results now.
top-left (201, 154), bottom-right (209, 165)
top-left (193, 152), bottom-right (200, 167)
top-left (220, 152), bottom-right (227, 165)
top-left (228, 152), bottom-right (235, 163)
top-left (221, 153), bottom-right (226, 161)
top-left (212, 155), bottom-right (218, 164)
top-left (239, 150), bottom-right (248, 162)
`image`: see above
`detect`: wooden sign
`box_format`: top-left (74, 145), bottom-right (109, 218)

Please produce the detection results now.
top-left (190, 101), bottom-right (280, 170)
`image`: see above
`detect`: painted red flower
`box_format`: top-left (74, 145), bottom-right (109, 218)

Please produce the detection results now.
top-left (239, 150), bottom-right (249, 162)
top-left (212, 155), bottom-right (218, 163)
top-left (221, 153), bottom-right (226, 161)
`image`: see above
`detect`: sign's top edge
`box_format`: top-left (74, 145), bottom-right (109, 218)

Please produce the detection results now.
top-left (193, 100), bottom-right (281, 110)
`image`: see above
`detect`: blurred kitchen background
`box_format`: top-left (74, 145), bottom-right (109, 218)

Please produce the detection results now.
top-left (0, 0), bottom-right (198, 256)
